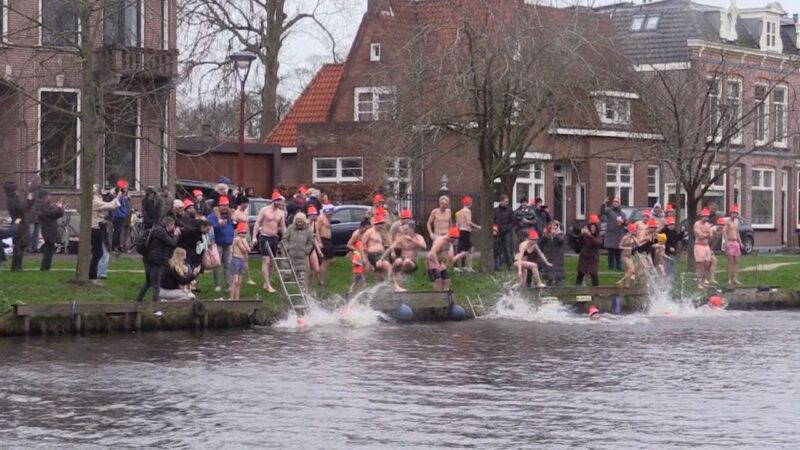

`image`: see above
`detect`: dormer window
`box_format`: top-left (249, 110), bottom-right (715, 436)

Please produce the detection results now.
top-left (631, 14), bottom-right (659, 32)
top-left (630, 15), bottom-right (645, 31)
top-left (595, 98), bottom-right (631, 125)
top-left (764, 20), bottom-right (778, 49)
top-left (644, 15), bottom-right (660, 31)
top-left (370, 43), bottom-right (381, 62)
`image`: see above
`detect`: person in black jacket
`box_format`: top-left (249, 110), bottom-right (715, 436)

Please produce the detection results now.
top-left (4, 181), bottom-right (33, 272)
top-left (141, 186), bottom-right (161, 230)
top-left (37, 191), bottom-right (64, 271)
top-left (136, 217), bottom-right (180, 302)
top-left (493, 194), bottom-right (514, 271)
top-left (160, 247), bottom-right (200, 302)
top-left (0, 218), bottom-right (21, 272)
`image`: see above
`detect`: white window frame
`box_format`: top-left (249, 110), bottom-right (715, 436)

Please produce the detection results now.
top-left (575, 182), bottom-right (586, 220)
top-left (754, 83), bottom-right (769, 146)
top-left (733, 166), bottom-right (742, 206)
top-left (385, 157), bottom-right (412, 209)
top-left (38, 87), bottom-right (82, 189)
top-left (39, 0), bottom-right (82, 47)
top-left (104, 91), bottom-right (141, 191)
top-left (702, 165), bottom-right (727, 213)
top-left (630, 15), bottom-right (645, 31)
top-left (764, 20), bottom-right (779, 51)
top-left (353, 86), bottom-right (394, 122)
top-left (161, 102), bottom-right (169, 187)
top-left (369, 43), bottom-right (381, 62)
top-left (1, 0), bottom-right (8, 44)
top-left (595, 97), bottom-right (630, 125)
top-left (772, 85), bottom-right (788, 148)
top-left (726, 78), bottom-right (743, 145)
top-left (663, 183), bottom-right (688, 212)
top-left (647, 165), bottom-right (660, 207)
top-left (513, 162), bottom-right (545, 209)
top-left (644, 15), bottom-right (660, 31)
top-left (313, 157), bottom-right (363, 183)
top-left (161, 0), bottom-right (169, 50)
top-left (707, 77), bottom-right (721, 141)
top-left (751, 167), bottom-right (775, 229)
top-left (606, 163), bottom-right (633, 207)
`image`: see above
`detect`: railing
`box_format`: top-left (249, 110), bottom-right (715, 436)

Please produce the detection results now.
top-left (94, 47), bottom-right (178, 80)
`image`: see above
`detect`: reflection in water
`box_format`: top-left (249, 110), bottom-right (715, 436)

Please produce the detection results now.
top-left (2, 313), bottom-right (800, 448)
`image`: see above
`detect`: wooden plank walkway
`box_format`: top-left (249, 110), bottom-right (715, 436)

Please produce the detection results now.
top-left (369, 291), bottom-right (452, 311)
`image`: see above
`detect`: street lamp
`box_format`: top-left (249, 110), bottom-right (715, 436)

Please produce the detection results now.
top-left (229, 51), bottom-right (257, 188)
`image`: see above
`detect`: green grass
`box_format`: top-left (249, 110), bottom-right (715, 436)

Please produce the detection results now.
top-left (0, 251), bottom-right (798, 312)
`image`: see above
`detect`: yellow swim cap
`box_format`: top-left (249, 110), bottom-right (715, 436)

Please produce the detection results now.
top-left (657, 233), bottom-right (667, 244)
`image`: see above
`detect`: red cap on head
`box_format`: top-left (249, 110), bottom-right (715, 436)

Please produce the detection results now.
top-left (400, 209), bottom-right (412, 219)
top-left (372, 215), bottom-right (385, 225)
top-left (373, 194), bottom-right (384, 204)
top-left (647, 218), bottom-right (657, 229)
top-left (665, 216), bottom-right (676, 225)
top-left (717, 217), bottom-right (726, 225)
top-left (235, 221), bottom-right (248, 234)
top-left (299, 184), bottom-right (308, 195)
top-left (307, 206), bottom-right (318, 216)
top-left (448, 227), bottom-right (460, 239)
top-left (665, 204), bottom-right (674, 212)
top-left (709, 295), bottom-right (724, 307)
top-left (589, 214), bottom-right (600, 225)
top-left (354, 241), bottom-right (362, 250)
top-left (116, 179), bottom-right (128, 190)
top-left (182, 198), bottom-right (194, 209)
top-left (528, 229), bottom-right (539, 240)
top-left (588, 305), bottom-right (599, 317)
top-left (700, 207), bottom-right (710, 217)
top-left (643, 209), bottom-right (651, 217)
top-left (463, 196), bottom-right (472, 206)
top-left (271, 190), bottom-right (284, 201)
top-left (192, 189), bottom-right (202, 197)
top-left (218, 195), bottom-right (230, 206)
top-left (627, 223), bottom-right (637, 233)
top-left (730, 203), bottom-right (739, 214)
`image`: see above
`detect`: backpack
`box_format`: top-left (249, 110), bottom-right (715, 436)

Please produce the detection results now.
top-left (568, 225), bottom-right (582, 254)
top-left (135, 228), bottom-right (153, 256)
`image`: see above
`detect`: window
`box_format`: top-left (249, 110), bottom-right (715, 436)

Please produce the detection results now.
top-left (42, 0), bottom-right (79, 47)
top-left (313, 157), bottom-right (363, 183)
top-left (354, 87), bottom-right (394, 121)
top-left (764, 20), bottom-right (778, 50)
top-left (1, 0), bottom-right (7, 43)
top-left (644, 15), bottom-right (660, 31)
top-left (751, 167), bottom-right (774, 228)
top-left (370, 43), bottom-right (381, 62)
top-left (160, 103), bottom-right (169, 187)
top-left (755, 84), bottom-right (768, 145)
top-left (576, 183), bottom-right (586, 220)
top-left (161, 0), bottom-right (169, 50)
top-left (606, 163), bottom-right (633, 206)
top-left (595, 98), bottom-right (630, 125)
top-left (104, 0), bottom-right (141, 47)
top-left (772, 86), bottom-right (787, 147)
top-left (726, 79), bottom-right (742, 144)
top-left (630, 16), bottom-right (645, 31)
top-left (733, 166), bottom-right (742, 206)
top-left (104, 94), bottom-right (140, 190)
top-left (664, 183), bottom-right (687, 212)
top-left (514, 162), bottom-right (545, 208)
top-left (40, 90), bottom-right (79, 189)
top-left (707, 78), bottom-right (720, 140)
top-left (385, 157), bottom-right (412, 208)
top-left (702, 166), bottom-right (726, 213)
top-left (647, 166), bottom-right (660, 207)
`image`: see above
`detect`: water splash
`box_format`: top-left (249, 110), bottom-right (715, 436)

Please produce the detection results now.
top-left (488, 291), bottom-right (586, 323)
top-left (274, 285), bottom-right (389, 330)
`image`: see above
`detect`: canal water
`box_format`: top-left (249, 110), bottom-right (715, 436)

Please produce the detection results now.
top-left (1, 305), bottom-right (800, 448)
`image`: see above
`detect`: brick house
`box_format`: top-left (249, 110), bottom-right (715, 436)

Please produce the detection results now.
top-left (602, 0), bottom-right (800, 248)
top-left (0, 0), bottom-right (178, 210)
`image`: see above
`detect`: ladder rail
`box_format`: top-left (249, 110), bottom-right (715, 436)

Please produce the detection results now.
top-left (266, 240), bottom-right (310, 312)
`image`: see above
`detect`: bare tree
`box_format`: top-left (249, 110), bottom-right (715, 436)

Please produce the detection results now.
top-left (179, 0), bottom-right (351, 137)
top-left (371, 2), bottom-right (621, 271)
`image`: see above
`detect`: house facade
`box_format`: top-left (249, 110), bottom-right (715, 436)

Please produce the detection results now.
top-left (0, 0), bottom-right (178, 209)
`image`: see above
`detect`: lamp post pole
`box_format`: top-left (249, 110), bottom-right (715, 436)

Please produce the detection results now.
top-left (229, 51), bottom-right (257, 188)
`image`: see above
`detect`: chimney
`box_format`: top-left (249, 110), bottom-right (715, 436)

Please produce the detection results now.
top-left (368, 0), bottom-right (387, 14)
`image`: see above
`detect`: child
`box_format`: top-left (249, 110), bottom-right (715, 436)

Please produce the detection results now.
top-left (616, 223), bottom-right (637, 287)
top-left (229, 221), bottom-right (251, 301)
top-left (653, 232), bottom-right (668, 278)
top-left (349, 241), bottom-right (366, 298)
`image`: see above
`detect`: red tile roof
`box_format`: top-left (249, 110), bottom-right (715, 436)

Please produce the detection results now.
top-left (265, 63), bottom-right (345, 147)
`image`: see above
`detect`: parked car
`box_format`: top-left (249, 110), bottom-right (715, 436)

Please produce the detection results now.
top-left (679, 215), bottom-right (754, 255)
top-left (175, 179), bottom-right (218, 201)
top-left (329, 205), bottom-right (370, 255)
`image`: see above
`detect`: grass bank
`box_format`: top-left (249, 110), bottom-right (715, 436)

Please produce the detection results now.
top-left (0, 252), bottom-right (798, 314)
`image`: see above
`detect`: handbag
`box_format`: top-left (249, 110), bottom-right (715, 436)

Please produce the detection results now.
top-left (203, 241), bottom-right (221, 270)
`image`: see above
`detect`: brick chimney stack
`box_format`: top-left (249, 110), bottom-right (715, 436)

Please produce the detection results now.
top-left (368, 0), bottom-right (390, 15)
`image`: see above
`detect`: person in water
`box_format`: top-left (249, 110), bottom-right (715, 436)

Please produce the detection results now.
top-left (515, 229), bottom-right (552, 288)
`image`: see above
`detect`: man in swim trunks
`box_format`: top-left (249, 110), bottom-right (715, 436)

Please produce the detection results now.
top-left (724, 204), bottom-right (742, 286)
top-left (454, 195), bottom-right (481, 273)
top-left (360, 214), bottom-right (392, 282)
top-left (386, 213), bottom-right (426, 291)
top-left (316, 204), bottom-right (335, 286)
top-left (252, 190), bottom-right (286, 293)
top-left (426, 227), bottom-right (460, 291)
top-left (693, 207), bottom-right (713, 288)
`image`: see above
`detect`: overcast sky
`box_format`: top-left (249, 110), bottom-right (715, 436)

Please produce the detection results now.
top-left (277, 0), bottom-right (796, 100)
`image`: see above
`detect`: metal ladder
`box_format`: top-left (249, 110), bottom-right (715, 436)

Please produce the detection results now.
top-left (266, 240), bottom-right (310, 313)
top-left (465, 295), bottom-right (488, 318)
top-left (635, 252), bottom-right (660, 283)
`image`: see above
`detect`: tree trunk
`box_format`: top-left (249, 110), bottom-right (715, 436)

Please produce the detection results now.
top-left (259, 39), bottom-right (281, 138)
top-left (499, 174), bottom-right (516, 204)
top-left (685, 196), bottom-right (698, 273)
top-left (75, 5), bottom-right (96, 283)
top-left (478, 177), bottom-right (495, 273)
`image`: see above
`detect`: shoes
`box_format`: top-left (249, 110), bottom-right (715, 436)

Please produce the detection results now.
top-left (247, 280), bottom-right (256, 285)
top-left (454, 267), bottom-right (462, 273)
top-left (214, 286), bottom-right (222, 293)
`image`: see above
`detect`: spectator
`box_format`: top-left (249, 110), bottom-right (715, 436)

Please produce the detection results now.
top-left (142, 186), bottom-right (161, 230)
top-left (158, 186), bottom-right (172, 221)
top-left (209, 195), bottom-right (234, 293)
top-left (90, 185), bottom-right (120, 281)
top-left (27, 176), bottom-right (42, 253)
top-left (539, 220), bottom-right (566, 286)
top-left (111, 180), bottom-right (130, 252)
top-left (601, 196), bottom-right (626, 271)
top-left (286, 187), bottom-right (306, 225)
top-left (306, 188), bottom-right (323, 217)
top-left (0, 218), bottom-right (21, 272)
top-left (160, 247), bottom-right (200, 302)
top-left (282, 212), bottom-right (315, 289)
top-left (167, 199), bottom-right (187, 229)
top-left (493, 194), bottom-right (514, 271)
top-left (193, 189), bottom-right (209, 217)
top-left (576, 214), bottom-right (603, 287)
top-left (513, 198), bottom-right (535, 246)
top-left (245, 187), bottom-right (256, 198)
top-left (662, 216), bottom-right (683, 280)
top-left (532, 198), bottom-right (551, 235)
top-left (4, 181), bottom-right (33, 271)
top-left (136, 216), bottom-right (179, 303)
top-left (37, 191), bottom-right (64, 271)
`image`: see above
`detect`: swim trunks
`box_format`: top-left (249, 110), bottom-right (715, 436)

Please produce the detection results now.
top-left (458, 230), bottom-right (472, 253)
top-left (229, 256), bottom-right (245, 276)
top-left (259, 235), bottom-right (279, 257)
top-left (321, 237), bottom-right (334, 260)
top-left (367, 252), bottom-right (382, 269)
top-left (693, 243), bottom-right (712, 263)
top-left (427, 268), bottom-right (449, 281)
top-left (724, 240), bottom-right (742, 257)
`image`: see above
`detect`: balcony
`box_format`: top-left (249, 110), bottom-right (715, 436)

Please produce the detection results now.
top-left (94, 47), bottom-right (178, 81)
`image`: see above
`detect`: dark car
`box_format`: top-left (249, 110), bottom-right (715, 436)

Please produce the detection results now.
top-left (329, 205), bottom-right (370, 255)
top-left (680, 215), bottom-right (755, 255)
top-left (175, 179), bottom-right (217, 201)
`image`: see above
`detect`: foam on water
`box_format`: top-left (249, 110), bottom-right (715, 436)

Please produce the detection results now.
top-left (274, 284), bottom-right (389, 330)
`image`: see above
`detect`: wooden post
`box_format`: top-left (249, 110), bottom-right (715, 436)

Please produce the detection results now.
top-left (74, 314), bottom-right (82, 334)
top-left (203, 313), bottom-right (209, 330)
top-left (135, 312), bottom-right (142, 331)
top-left (22, 316), bottom-right (30, 335)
